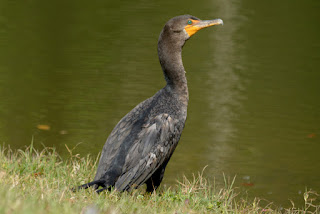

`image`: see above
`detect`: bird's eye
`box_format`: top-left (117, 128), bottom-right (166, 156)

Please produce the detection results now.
top-left (187, 20), bottom-right (193, 25)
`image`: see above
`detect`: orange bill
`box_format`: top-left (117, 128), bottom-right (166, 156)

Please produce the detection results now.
top-left (184, 19), bottom-right (223, 37)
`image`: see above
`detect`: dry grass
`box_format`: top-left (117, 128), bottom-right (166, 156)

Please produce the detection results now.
top-left (0, 143), bottom-right (319, 214)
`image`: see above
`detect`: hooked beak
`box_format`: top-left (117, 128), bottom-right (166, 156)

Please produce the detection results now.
top-left (184, 19), bottom-right (223, 37)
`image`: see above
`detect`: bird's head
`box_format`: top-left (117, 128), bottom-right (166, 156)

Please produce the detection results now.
top-left (162, 15), bottom-right (223, 43)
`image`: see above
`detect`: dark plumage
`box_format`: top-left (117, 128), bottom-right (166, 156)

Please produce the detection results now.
top-left (77, 15), bottom-right (223, 193)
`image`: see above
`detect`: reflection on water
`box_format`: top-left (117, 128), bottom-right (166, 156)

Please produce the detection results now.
top-left (0, 0), bottom-right (320, 207)
top-left (208, 0), bottom-right (246, 144)
top-left (207, 0), bottom-right (246, 158)
top-left (204, 0), bottom-right (251, 200)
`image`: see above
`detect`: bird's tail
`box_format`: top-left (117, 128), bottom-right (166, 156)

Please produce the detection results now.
top-left (72, 180), bottom-right (105, 192)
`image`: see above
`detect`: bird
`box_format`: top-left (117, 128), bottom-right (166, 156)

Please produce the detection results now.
top-left (77, 15), bottom-right (223, 193)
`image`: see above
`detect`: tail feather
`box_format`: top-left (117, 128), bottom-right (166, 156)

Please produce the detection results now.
top-left (72, 180), bottom-right (105, 192)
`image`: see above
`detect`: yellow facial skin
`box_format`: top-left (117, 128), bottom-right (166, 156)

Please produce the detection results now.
top-left (184, 18), bottom-right (223, 37)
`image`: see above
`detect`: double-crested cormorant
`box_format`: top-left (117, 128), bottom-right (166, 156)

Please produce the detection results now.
top-left (78, 15), bottom-right (223, 193)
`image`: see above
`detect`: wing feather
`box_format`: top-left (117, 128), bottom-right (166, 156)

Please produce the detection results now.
top-left (115, 113), bottom-right (179, 191)
top-left (93, 99), bottom-right (149, 181)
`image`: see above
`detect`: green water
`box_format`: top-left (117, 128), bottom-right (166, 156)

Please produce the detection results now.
top-left (0, 0), bottom-right (319, 207)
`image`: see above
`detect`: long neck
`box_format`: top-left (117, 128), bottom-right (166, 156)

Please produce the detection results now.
top-left (157, 29), bottom-right (189, 101)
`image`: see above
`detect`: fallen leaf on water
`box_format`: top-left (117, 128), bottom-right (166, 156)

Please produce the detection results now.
top-left (37, 124), bottom-right (50, 130)
top-left (307, 133), bottom-right (316, 138)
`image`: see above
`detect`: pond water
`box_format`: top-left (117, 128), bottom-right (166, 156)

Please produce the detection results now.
top-left (0, 0), bottom-right (319, 207)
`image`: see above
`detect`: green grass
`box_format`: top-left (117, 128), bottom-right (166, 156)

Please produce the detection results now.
top-left (0, 143), bottom-right (319, 214)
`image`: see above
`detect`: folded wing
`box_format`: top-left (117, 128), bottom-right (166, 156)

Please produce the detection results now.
top-left (115, 113), bottom-right (178, 191)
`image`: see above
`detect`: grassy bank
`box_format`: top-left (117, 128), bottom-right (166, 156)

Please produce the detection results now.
top-left (0, 144), bottom-right (319, 214)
